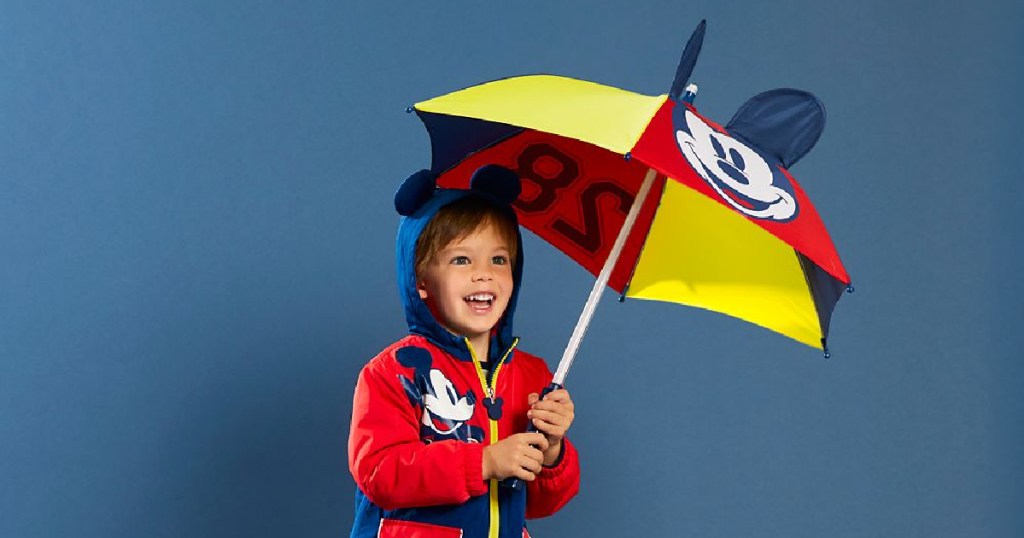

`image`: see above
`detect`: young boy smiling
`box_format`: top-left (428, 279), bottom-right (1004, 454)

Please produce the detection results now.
top-left (348, 166), bottom-right (580, 538)
top-left (414, 201), bottom-right (514, 362)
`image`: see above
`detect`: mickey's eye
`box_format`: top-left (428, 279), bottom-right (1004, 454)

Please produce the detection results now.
top-left (450, 256), bottom-right (470, 265)
top-left (710, 135), bottom-right (726, 159)
top-left (491, 255), bottom-right (508, 265)
top-left (728, 148), bottom-right (745, 170)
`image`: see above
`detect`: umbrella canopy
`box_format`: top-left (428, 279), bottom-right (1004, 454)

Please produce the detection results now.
top-left (412, 22), bottom-right (850, 353)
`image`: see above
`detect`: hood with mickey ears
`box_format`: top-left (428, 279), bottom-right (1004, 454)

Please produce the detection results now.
top-left (394, 164), bottom-right (525, 363)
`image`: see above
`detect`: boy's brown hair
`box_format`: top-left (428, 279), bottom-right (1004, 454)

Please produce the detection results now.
top-left (414, 195), bottom-right (519, 278)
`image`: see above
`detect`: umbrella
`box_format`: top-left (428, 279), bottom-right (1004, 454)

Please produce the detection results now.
top-left (410, 20), bottom-right (852, 393)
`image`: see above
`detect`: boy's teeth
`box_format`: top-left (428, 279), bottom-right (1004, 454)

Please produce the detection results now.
top-left (465, 293), bottom-right (494, 302)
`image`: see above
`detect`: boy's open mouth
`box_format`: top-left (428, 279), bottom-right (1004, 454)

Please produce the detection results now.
top-left (464, 293), bottom-right (495, 311)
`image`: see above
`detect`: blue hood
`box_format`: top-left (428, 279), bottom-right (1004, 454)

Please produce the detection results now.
top-left (394, 167), bottom-right (524, 362)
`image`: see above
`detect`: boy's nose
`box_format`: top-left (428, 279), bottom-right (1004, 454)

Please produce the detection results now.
top-left (472, 269), bottom-right (493, 281)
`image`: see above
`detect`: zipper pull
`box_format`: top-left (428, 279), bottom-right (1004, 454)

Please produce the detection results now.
top-left (483, 395), bottom-right (504, 420)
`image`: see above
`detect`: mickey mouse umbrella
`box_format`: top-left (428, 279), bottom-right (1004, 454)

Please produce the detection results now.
top-left (410, 20), bottom-right (852, 391)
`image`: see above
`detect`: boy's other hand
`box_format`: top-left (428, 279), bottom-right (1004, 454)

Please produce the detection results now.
top-left (527, 389), bottom-right (575, 466)
top-left (482, 433), bottom-right (549, 482)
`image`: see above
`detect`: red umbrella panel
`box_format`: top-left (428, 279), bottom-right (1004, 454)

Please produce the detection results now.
top-left (432, 128), bottom-right (664, 295)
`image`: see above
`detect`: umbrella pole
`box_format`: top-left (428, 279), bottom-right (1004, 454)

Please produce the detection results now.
top-left (504, 167), bottom-right (657, 492)
top-left (551, 167), bottom-right (658, 385)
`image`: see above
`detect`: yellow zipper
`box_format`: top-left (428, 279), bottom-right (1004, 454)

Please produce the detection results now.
top-left (467, 337), bottom-right (519, 538)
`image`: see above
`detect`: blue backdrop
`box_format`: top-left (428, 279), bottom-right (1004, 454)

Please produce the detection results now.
top-left (3, 1), bottom-right (1022, 537)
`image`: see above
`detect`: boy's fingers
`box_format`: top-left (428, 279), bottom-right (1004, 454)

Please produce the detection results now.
top-left (517, 432), bottom-right (544, 443)
top-left (536, 410), bottom-right (571, 427)
top-left (521, 450), bottom-right (544, 472)
top-left (542, 389), bottom-right (571, 403)
top-left (525, 445), bottom-right (545, 465)
top-left (529, 408), bottom-right (568, 426)
top-left (530, 412), bottom-right (566, 430)
top-left (532, 420), bottom-right (566, 438)
top-left (516, 467), bottom-right (537, 482)
top-left (532, 400), bottom-right (574, 415)
top-left (532, 392), bottom-right (573, 409)
top-left (524, 432), bottom-right (549, 451)
top-left (528, 389), bottom-right (571, 407)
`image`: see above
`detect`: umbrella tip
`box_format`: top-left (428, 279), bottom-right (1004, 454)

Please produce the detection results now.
top-left (624, 152), bottom-right (632, 161)
top-left (821, 338), bottom-right (831, 359)
top-left (405, 106), bottom-right (414, 113)
top-left (682, 83), bottom-right (698, 104)
top-left (846, 284), bottom-right (855, 294)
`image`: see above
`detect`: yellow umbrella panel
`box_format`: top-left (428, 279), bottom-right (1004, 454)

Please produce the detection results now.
top-left (628, 178), bottom-right (824, 348)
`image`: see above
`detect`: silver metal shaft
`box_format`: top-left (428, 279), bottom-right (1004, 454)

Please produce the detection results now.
top-left (552, 167), bottom-right (658, 384)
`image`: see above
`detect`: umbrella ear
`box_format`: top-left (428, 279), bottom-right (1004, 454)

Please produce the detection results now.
top-left (726, 88), bottom-right (826, 168)
top-left (394, 169), bottom-right (437, 216)
top-left (669, 19), bottom-right (706, 101)
top-left (469, 164), bottom-right (521, 205)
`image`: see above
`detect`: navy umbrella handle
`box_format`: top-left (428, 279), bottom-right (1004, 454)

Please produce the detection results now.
top-left (501, 382), bottom-right (563, 491)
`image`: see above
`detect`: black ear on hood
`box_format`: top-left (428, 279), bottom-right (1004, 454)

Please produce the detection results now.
top-left (394, 169), bottom-right (437, 216)
top-left (469, 164), bottom-right (521, 205)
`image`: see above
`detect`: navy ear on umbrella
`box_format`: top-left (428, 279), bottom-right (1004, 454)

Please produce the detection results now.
top-left (726, 89), bottom-right (826, 169)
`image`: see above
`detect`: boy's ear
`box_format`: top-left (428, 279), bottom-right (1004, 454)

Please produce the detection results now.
top-left (469, 164), bottom-right (521, 205)
top-left (395, 169), bottom-right (437, 216)
top-left (417, 279), bottom-right (429, 300)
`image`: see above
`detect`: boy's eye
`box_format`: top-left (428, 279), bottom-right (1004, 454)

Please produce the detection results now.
top-left (450, 256), bottom-right (470, 265)
top-left (491, 256), bottom-right (508, 265)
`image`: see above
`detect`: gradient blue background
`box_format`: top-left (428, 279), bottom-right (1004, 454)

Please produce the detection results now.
top-left (3, 1), bottom-right (1022, 536)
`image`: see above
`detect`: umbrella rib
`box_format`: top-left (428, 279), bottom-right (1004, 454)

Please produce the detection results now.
top-left (552, 167), bottom-right (659, 385)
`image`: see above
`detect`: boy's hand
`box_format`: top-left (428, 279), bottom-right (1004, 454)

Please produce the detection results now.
top-left (527, 388), bottom-right (575, 466)
top-left (482, 433), bottom-right (549, 482)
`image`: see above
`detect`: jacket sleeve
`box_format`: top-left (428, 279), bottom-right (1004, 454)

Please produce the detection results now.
top-left (525, 435), bottom-right (580, 518)
top-left (348, 356), bottom-right (489, 510)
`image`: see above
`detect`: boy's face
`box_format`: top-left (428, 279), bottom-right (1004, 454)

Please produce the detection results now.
top-left (417, 222), bottom-right (514, 348)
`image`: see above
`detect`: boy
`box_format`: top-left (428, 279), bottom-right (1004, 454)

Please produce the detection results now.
top-left (348, 165), bottom-right (580, 538)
